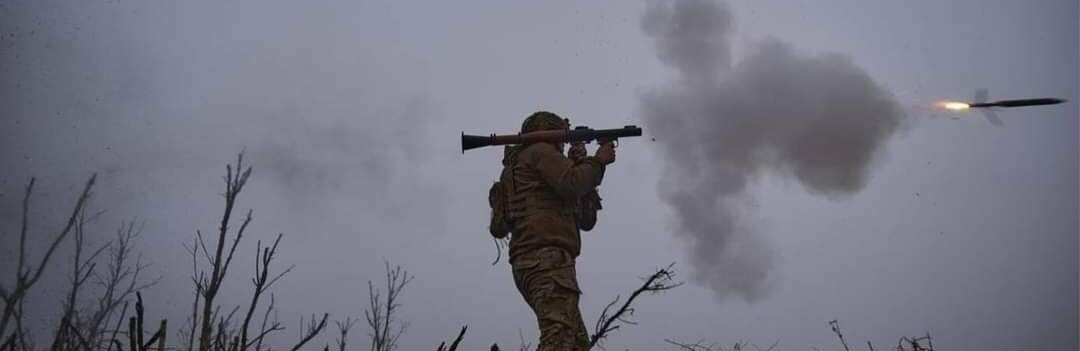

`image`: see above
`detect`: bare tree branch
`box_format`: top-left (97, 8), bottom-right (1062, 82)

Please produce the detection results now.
top-left (435, 326), bottom-right (466, 351)
top-left (664, 338), bottom-right (719, 351)
top-left (590, 263), bottom-right (683, 349)
top-left (16, 178), bottom-right (33, 288)
top-left (197, 153), bottom-right (252, 351)
top-left (0, 175), bottom-right (96, 348)
top-left (829, 320), bottom-right (851, 351)
top-left (335, 317), bottom-right (357, 351)
top-left (240, 234), bottom-right (292, 350)
top-left (50, 206), bottom-right (110, 351)
top-left (365, 261), bottom-right (412, 351)
top-left (289, 313), bottom-right (328, 351)
top-left (249, 294), bottom-right (281, 351)
top-left (106, 302), bottom-right (128, 351)
top-left (896, 333), bottom-right (933, 351)
top-left (92, 221), bottom-right (158, 350)
top-left (183, 240), bottom-right (202, 351)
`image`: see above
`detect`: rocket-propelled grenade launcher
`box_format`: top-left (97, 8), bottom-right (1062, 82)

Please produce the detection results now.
top-left (461, 125), bottom-right (643, 153)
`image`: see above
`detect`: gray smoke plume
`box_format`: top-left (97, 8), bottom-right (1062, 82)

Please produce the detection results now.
top-left (640, 0), bottom-right (904, 301)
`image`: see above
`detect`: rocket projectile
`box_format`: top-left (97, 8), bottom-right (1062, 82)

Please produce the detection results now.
top-left (969, 98), bottom-right (1067, 108)
top-left (937, 89), bottom-right (1068, 126)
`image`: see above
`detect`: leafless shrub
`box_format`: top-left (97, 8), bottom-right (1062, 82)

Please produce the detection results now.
top-left (52, 211), bottom-right (159, 351)
top-left (1, 175), bottom-right (96, 350)
top-left (91, 221), bottom-right (157, 350)
top-left (239, 234), bottom-right (293, 350)
top-left (0, 176), bottom-right (157, 350)
top-left (825, 319), bottom-right (933, 351)
top-left (590, 263), bottom-right (683, 349)
top-left (181, 152), bottom-right (326, 351)
top-left (191, 153), bottom-right (253, 351)
top-left (49, 206), bottom-right (108, 350)
top-left (365, 262), bottom-right (412, 351)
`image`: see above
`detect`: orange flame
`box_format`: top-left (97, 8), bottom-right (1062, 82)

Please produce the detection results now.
top-left (937, 101), bottom-right (970, 111)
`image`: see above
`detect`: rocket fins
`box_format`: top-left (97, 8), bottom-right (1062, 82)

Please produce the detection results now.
top-left (981, 108), bottom-right (1004, 127)
top-left (974, 88), bottom-right (989, 104)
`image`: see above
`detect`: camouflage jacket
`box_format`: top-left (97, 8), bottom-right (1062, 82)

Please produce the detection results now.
top-left (503, 142), bottom-right (606, 259)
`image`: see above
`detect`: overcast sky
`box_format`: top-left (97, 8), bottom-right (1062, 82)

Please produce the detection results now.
top-left (1, 1), bottom-right (1077, 350)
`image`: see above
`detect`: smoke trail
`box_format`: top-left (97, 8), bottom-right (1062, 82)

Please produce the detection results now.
top-left (640, 0), bottom-right (904, 301)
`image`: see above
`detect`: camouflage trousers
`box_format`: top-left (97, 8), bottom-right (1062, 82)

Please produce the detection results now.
top-left (511, 247), bottom-right (590, 351)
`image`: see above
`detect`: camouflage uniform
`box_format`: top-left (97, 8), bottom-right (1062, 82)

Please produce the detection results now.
top-left (498, 111), bottom-right (606, 351)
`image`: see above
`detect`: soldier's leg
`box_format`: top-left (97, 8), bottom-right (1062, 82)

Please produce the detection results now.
top-left (532, 278), bottom-right (588, 350)
top-left (511, 247), bottom-right (589, 351)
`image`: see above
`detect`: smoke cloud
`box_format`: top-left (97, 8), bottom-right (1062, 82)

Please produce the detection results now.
top-left (640, 0), bottom-right (904, 301)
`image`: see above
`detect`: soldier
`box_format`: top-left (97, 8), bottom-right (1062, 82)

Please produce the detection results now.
top-left (488, 111), bottom-right (616, 350)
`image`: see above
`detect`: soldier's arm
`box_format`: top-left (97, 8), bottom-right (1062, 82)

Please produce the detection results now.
top-left (527, 143), bottom-right (606, 201)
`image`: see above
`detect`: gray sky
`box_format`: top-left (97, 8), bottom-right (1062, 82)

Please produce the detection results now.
top-left (1, 0), bottom-right (1076, 350)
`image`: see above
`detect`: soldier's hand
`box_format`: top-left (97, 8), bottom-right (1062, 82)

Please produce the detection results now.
top-left (594, 141), bottom-right (616, 165)
top-left (568, 142), bottom-right (587, 162)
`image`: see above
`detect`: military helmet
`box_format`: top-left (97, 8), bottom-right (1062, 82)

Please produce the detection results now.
top-left (521, 111), bottom-right (569, 133)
